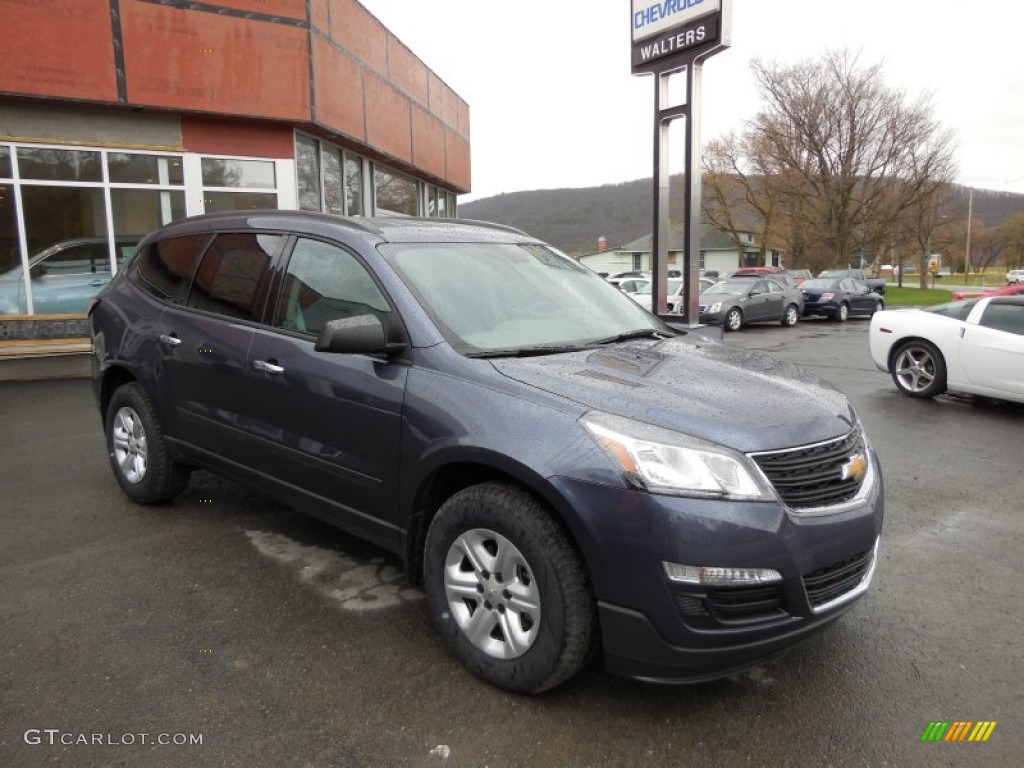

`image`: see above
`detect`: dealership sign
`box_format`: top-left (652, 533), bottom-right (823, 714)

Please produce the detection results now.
top-left (631, 0), bottom-right (729, 73)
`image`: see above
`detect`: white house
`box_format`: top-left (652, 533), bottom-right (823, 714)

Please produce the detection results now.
top-left (581, 223), bottom-right (783, 275)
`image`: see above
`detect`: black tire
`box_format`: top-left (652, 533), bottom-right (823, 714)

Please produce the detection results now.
top-left (834, 303), bottom-right (850, 322)
top-left (873, 299), bottom-right (885, 314)
top-left (105, 382), bottom-right (190, 504)
top-left (724, 307), bottom-right (743, 332)
top-left (890, 340), bottom-right (947, 398)
top-left (781, 303), bottom-right (800, 327)
top-left (423, 482), bottom-right (595, 694)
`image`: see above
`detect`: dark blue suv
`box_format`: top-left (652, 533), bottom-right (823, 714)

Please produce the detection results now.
top-left (90, 211), bottom-right (883, 693)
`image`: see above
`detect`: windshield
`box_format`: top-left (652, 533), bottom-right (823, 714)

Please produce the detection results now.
top-left (381, 242), bottom-right (666, 354)
top-left (703, 279), bottom-right (758, 295)
top-left (926, 299), bottom-right (977, 320)
top-left (818, 270), bottom-right (851, 278)
top-left (801, 278), bottom-right (837, 290)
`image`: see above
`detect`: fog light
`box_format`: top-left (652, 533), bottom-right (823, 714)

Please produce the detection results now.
top-left (663, 562), bottom-right (783, 586)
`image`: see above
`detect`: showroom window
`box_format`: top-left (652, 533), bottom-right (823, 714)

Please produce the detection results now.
top-left (0, 143), bottom-right (188, 315)
top-left (294, 131), bottom-right (455, 219)
top-left (374, 167), bottom-right (418, 217)
top-left (345, 152), bottom-right (364, 216)
top-left (1, 147), bottom-right (18, 276)
top-left (0, 141), bottom-right (293, 316)
top-left (200, 157), bottom-right (278, 213)
top-left (295, 134), bottom-right (321, 212)
top-left (294, 132), bottom-right (367, 216)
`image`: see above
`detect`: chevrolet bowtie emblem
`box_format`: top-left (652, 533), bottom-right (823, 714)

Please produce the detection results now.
top-left (841, 453), bottom-right (867, 482)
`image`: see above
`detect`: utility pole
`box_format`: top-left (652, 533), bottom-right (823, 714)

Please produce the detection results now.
top-left (964, 187), bottom-right (973, 283)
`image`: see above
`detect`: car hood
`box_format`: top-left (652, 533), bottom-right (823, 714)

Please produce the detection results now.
top-left (490, 337), bottom-right (856, 453)
top-left (700, 290), bottom-right (748, 302)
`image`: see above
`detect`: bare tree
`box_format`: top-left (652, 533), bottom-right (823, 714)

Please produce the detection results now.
top-left (740, 49), bottom-right (958, 270)
top-left (986, 212), bottom-right (1024, 271)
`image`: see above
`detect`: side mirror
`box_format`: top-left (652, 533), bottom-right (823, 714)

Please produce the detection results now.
top-left (29, 263), bottom-right (48, 279)
top-left (314, 314), bottom-right (405, 356)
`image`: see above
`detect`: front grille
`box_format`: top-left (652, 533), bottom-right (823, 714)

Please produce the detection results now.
top-left (706, 585), bottom-right (786, 623)
top-left (803, 548), bottom-right (873, 609)
top-left (674, 585), bottom-right (787, 626)
top-left (750, 428), bottom-right (867, 509)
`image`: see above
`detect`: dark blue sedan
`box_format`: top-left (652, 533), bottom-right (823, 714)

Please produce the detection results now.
top-left (801, 277), bottom-right (884, 322)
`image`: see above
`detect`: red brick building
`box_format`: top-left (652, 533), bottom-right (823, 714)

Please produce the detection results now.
top-left (0, 0), bottom-right (470, 346)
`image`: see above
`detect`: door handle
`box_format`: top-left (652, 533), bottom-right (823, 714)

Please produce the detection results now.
top-left (159, 334), bottom-right (181, 347)
top-left (253, 359), bottom-right (285, 375)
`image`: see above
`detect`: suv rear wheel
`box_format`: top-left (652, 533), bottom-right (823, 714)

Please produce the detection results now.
top-left (105, 383), bottom-right (190, 503)
top-left (423, 482), bottom-right (595, 693)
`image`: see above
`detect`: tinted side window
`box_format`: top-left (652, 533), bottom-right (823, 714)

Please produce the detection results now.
top-left (978, 303), bottom-right (1024, 336)
top-left (130, 235), bottom-right (208, 301)
top-left (274, 238), bottom-right (390, 335)
top-left (186, 233), bottom-right (281, 320)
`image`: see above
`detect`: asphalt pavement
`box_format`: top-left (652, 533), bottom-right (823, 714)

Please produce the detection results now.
top-left (1, 319), bottom-right (1021, 767)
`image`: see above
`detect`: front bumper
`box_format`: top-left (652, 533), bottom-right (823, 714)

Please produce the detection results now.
top-left (550, 455), bottom-right (883, 682)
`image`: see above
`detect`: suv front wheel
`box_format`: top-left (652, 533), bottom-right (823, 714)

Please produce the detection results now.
top-left (105, 382), bottom-right (190, 504)
top-left (423, 482), bottom-right (595, 693)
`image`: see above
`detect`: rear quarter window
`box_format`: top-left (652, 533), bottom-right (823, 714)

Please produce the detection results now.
top-left (129, 235), bottom-right (209, 301)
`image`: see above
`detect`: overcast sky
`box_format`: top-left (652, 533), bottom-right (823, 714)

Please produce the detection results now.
top-left (358, 0), bottom-right (1024, 202)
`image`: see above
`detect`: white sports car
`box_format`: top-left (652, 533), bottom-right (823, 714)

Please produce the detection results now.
top-left (869, 296), bottom-right (1024, 402)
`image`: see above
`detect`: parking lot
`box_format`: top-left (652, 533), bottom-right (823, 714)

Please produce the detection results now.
top-left (1, 317), bottom-right (1021, 767)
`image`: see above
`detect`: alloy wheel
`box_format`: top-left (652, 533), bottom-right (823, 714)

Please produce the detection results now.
top-left (443, 528), bottom-right (542, 659)
top-left (893, 347), bottom-right (937, 394)
top-left (111, 406), bottom-right (148, 484)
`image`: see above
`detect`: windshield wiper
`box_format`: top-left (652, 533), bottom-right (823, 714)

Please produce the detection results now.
top-left (591, 329), bottom-right (667, 345)
top-left (465, 343), bottom-right (596, 359)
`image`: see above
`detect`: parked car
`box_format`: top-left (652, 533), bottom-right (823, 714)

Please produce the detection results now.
top-left (615, 277), bottom-right (650, 295)
top-left (869, 296), bottom-right (1024, 402)
top-left (632, 276), bottom-right (717, 313)
top-left (90, 211), bottom-right (883, 693)
top-left (817, 269), bottom-right (887, 296)
top-left (951, 283), bottom-right (1024, 301)
top-left (786, 269), bottom-right (813, 285)
top-left (605, 271), bottom-right (650, 290)
top-left (699, 276), bottom-right (804, 331)
top-left (801, 277), bottom-right (884, 322)
top-left (0, 236), bottom-right (140, 315)
top-left (1006, 269), bottom-right (1024, 285)
top-left (730, 266), bottom-right (786, 276)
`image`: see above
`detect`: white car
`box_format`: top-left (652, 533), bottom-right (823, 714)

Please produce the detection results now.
top-left (631, 277), bottom-right (717, 313)
top-left (869, 296), bottom-right (1024, 402)
top-left (1007, 269), bottom-right (1024, 285)
top-left (615, 277), bottom-right (650, 295)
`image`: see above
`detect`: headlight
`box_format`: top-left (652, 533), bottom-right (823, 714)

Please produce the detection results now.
top-left (581, 412), bottom-right (773, 500)
top-left (707, 301), bottom-right (722, 314)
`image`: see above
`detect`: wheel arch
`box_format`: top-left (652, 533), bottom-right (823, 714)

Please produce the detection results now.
top-left (886, 335), bottom-right (938, 372)
top-left (98, 364), bottom-right (139, 422)
top-left (403, 453), bottom-right (593, 586)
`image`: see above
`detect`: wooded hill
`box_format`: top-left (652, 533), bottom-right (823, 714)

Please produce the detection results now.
top-left (459, 178), bottom-right (1024, 258)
